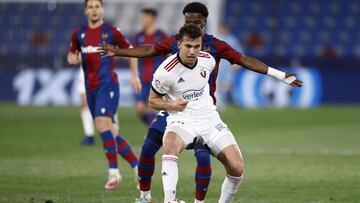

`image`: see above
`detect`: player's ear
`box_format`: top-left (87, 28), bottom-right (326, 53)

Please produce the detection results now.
top-left (177, 41), bottom-right (181, 49)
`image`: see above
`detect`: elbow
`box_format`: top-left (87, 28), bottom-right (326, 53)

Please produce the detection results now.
top-left (148, 97), bottom-right (156, 109)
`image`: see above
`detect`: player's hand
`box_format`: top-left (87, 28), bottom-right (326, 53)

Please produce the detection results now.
top-left (98, 43), bottom-right (116, 57)
top-left (131, 76), bottom-right (142, 94)
top-left (285, 72), bottom-right (303, 87)
top-left (68, 51), bottom-right (81, 65)
top-left (170, 100), bottom-right (189, 112)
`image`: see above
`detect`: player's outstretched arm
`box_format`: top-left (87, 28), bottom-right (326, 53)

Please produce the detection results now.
top-left (67, 50), bottom-right (81, 65)
top-left (149, 90), bottom-right (188, 112)
top-left (99, 43), bottom-right (159, 58)
top-left (238, 55), bottom-right (303, 87)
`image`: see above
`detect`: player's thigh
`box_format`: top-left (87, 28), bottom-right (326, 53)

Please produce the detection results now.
top-left (94, 83), bottom-right (119, 121)
top-left (216, 144), bottom-right (244, 176)
top-left (164, 119), bottom-right (197, 149)
top-left (202, 117), bottom-right (239, 157)
top-left (80, 93), bottom-right (88, 108)
top-left (149, 111), bottom-right (168, 133)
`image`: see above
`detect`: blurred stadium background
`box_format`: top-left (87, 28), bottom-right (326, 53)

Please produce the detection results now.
top-left (0, 0), bottom-right (359, 202)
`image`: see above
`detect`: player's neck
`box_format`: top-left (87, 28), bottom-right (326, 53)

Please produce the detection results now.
top-left (144, 24), bottom-right (156, 35)
top-left (177, 53), bottom-right (197, 69)
top-left (88, 20), bottom-right (103, 29)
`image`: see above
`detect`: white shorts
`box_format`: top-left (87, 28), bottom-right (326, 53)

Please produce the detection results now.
top-left (78, 67), bottom-right (86, 94)
top-left (164, 111), bottom-right (238, 157)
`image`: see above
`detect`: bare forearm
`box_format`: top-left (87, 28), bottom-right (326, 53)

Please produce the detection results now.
top-left (115, 45), bottom-right (157, 58)
top-left (149, 97), bottom-right (172, 111)
top-left (237, 55), bottom-right (269, 74)
top-left (238, 55), bottom-right (303, 87)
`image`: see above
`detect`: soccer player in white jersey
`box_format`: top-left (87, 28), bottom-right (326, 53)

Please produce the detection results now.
top-left (149, 25), bottom-right (301, 203)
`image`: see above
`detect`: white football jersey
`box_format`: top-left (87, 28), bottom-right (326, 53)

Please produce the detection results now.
top-left (151, 51), bottom-right (216, 117)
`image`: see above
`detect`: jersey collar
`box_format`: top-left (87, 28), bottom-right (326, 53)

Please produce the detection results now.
top-left (176, 53), bottom-right (198, 70)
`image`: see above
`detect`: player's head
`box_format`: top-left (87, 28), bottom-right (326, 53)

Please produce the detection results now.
top-left (140, 8), bottom-right (157, 29)
top-left (182, 2), bottom-right (208, 31)
top-left (177, 24), bottom-right (203, 66)
top-left (84, 0), bottom-right (104, 23)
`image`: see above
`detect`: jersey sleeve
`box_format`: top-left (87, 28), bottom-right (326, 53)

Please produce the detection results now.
top-left (151, 65), bottom-right (170, 96)
top-left (113, 28), bottom-right (131, 48)
top-left (214, 37), bottom-right (243, 64)
top-left (69, 30), bottom-right (80, 53)
top-left (153, 35), bottom-right (176, 56)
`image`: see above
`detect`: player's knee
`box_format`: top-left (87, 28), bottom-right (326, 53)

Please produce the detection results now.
top-left (141, 138), bottom-right (161, 157)
top-left (162, 132), bottom-right (181, 156)
top-left (163, 142), bottom-right (178, 156)
top-left (95, 118), bottom-right (111, 133)
top-left (195, 149), bottom-right (211, 165)
top-left (228, 159), bottom-right (244, 177)
top-left (135, 102), bottom-right (146, 115)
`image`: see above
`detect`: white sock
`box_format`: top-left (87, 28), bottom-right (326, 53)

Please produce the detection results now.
top-left (140, 190), bottom-right (152, 200)
top-left (81, 108), bottom-right (95, 136)
top-left (218, 174), bottom-right (243, 203)
top-left (194, 199), bottom-right (204, 203)
top-left (162, 155), bottom-right (178, 203)
top-left (109, 168), bottom-right (120, 177)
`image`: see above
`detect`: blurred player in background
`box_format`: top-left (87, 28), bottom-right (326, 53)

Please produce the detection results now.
top-left (215, 22), bottom-right (243, 109)
top-left (67, 0), bottom-right (141, 190)
top-left (78, 66), bottom-right (120, 145)
top-left (78, 67), bottom-right (96, 145)
top-left (101, 2), bottom-right (302, 202)
top-left (133, 8), bottom-right (167, 126)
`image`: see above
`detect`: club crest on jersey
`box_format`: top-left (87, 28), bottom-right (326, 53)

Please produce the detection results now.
top-left (81, 33), bottom-right (85, 39)
top-left (202, 46), bottom-right (211, 53)
top-left (109, 91), bottom-right (114, 98)
top-left (200, 68), bottom-right (206, 78)
top-left (102, 33), bottom-right (108, 40)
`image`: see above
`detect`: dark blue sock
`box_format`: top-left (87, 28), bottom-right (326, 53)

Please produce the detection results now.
top-left (194, 142), bottom-right (212, 201)
top-left (138, 128), bottom-right (163, 191)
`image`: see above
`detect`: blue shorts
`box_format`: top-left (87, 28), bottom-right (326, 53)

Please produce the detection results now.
top-left (135, 82), bottom-right (151, 103)
top-left (86, 83), bottom-right (119, 122)
top-left (149, 111), bottom-right (168, 133)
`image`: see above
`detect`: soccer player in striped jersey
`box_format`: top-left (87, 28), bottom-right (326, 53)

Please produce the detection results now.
top-left (100, 2), bottom-right (302, 202)
top-left (133, 8), bottom-right (168, 126)
top-left (67, 0), bottom-right (141, 190)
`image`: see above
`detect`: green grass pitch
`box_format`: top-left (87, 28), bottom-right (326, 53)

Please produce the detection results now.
top-left (0, 104), bottom-right (359, 203)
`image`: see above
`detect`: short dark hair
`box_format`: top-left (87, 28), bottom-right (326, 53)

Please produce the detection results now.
top-left (141, 8), bottom-right (157, 17)
top-left (178, 24), bottom-right (203, 41)
top-left (84, 0), bottom-right (103, 7)
top-left (182, 2), bottom-right (208, 18)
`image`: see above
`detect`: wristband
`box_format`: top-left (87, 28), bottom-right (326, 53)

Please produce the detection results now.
top-left (267, 67), bottom-right (286, 80)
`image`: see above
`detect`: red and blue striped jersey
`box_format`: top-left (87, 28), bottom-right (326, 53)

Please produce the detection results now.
top-left (154, 34), bottom-right (243, 104)
top-left (69, 23), bottom-right (131, 92)
top-left (133, 30), bottom-right (167, 83)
